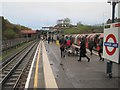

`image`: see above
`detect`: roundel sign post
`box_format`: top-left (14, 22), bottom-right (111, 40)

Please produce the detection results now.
top-left (103, 23), bottom-right (120, 64)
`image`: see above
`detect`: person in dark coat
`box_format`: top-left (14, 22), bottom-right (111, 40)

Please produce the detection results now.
top-left (98, 38), bottom-right (104, 61)
top-left (78, 37), bottom-right (90, 62)
top-left (48, 36), bottom-right (51, 44)
top-left (59, 35), bottom-right (67, 58)
top-left (88, 38), bottom-right (94, 55)
top-left (57, 35), bottom-right (59, 40)
top-left (70, 36), bottom-right (73, 46)
top-left (51, 36), bottom-right (54, 43)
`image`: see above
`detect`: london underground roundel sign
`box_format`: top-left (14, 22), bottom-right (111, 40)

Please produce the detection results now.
top-left (103, 23), bottom-right (120, 63)
top-left (104, 34), bottom-right (118, 56)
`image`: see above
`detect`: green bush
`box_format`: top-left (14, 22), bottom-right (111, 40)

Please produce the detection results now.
top-left (63, 25), bottom-right (102, 34)
top-left (3, 29), bottom-right (17, 39)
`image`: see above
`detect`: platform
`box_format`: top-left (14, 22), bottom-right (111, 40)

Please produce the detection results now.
top-left (25, 40), bottom-right (119, 89)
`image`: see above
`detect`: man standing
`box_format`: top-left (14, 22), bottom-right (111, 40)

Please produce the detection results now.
top-left (48, 36), bottom-right (51, 44)
top-left (51, 36), bottom-right (54, 43)
top-left (59, 35), bottom-right (67, 58)
top-left (78, 37), bottom-right (90, 62)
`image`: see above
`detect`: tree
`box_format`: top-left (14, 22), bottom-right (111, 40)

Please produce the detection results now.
top-left (13, 25), bottom-right (20, 33)
top-left (64, 18), bottom-right (71, 25)
top-left (56, 18), bottom-right (71, 27)
top-left (77, 21), bottom-right (83, 26)
top-left (3, 29), bottom-right (16, 39)
top-left (1, 16), bottom-right (31, 40)
top-left (57, 19), bottom-right (63, 25)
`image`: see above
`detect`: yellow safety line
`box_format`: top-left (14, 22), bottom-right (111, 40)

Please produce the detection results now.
top-left (34, 47), bottom-right (40, 88)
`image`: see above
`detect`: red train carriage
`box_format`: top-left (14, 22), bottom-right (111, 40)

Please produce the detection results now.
top-left (86, 34), bottom-right (93, 48)
top-left (71, 34), bottom-right (76, 45)
top-left (96, 33), bottom-right (104, 51)
top-left (71, 33), bottom-right (103, 52)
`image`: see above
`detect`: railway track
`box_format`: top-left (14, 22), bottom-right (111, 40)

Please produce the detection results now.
top-left (1, 40), bottom-right (36, 68)
top-left (14, 42), bottom-right (39, 89)
top-left (0, 40), bottom-right (39, 89)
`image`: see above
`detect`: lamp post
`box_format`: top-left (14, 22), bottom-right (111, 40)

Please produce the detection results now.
top-left (107, 0), bottom-right (120, 23)
top-left (107, 0), bottom-right (120, 78)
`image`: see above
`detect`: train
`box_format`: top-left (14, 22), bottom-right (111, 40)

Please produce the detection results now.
top-left (53, 33), bottom-right (104, 52)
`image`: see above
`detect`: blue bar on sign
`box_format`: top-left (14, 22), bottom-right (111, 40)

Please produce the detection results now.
top-left (104, 42), bottom-right (118, 48)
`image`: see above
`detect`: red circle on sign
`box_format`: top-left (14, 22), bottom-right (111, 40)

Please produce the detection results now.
top-left (105, 34), bottom-right (116, 56)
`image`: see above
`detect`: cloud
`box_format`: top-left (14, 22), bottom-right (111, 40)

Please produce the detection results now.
top-left (2, 2), bottom-right (112, 29)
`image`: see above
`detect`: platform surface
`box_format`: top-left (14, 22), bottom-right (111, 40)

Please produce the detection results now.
top-left (26, 41), bottom-right (119, 89)
top-left (45, 41), bottom-right (119, 88)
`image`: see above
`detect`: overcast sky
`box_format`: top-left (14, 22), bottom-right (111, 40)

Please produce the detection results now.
top-left (1, 0), bottom-right (120, 30)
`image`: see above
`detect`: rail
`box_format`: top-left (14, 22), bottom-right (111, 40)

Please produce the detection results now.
top-left (1, 41), bottom-right (38, 89)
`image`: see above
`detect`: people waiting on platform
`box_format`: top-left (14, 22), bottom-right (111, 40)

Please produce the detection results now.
top-left (57, 35), bottom-right (59, 41)
top-left (70, 36), bottom-right (73, 46)
top-left (51, 36), bottom-right (54, 43)
top-left (59, 35), bottom-right (67, 58)
top-left (48, 36), bottom-right (51, 44)
top-left (66, 36), bottom-right (71, 49)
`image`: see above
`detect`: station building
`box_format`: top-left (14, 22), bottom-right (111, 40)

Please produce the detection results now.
top-left (21, 30), bottom-right (37, 38)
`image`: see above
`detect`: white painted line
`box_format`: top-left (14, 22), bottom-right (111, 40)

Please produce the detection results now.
top-left (24, 41), bottom-right (41, 89)
top-left (42, 41), bottom-right (58, 89)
